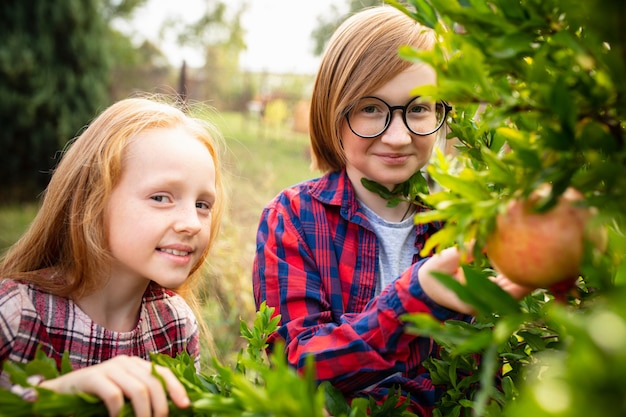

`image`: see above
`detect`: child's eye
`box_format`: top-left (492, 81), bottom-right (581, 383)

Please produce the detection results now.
top-left (151, 195), bottom-right (171, 203)
top-left (196, 201), bottom-right (213, 210)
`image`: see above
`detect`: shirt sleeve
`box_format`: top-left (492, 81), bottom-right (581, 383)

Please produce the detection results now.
top-left (0, 280), bottom-right (23, 364)
top-left (0, 280), bottom-right (28, 388)
top-left (253, 201), bottom-right (466, 394)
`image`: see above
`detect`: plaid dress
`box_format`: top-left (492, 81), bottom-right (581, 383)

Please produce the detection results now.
top-left (0, 277), bottom-right (199, 388)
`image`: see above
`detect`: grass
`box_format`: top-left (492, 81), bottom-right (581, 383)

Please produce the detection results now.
top-left (0, 112), bottom-right (317, 366)
top-left (200, 112), bottom-right (315, 363)
top-left (0, 203), bottom-right (39, 249)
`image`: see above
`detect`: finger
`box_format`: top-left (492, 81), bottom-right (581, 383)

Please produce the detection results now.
top-left (152, 364), bottom-right (190, 409)
top-left (429, 247), bottom-right (462, 273)
top-left (114, 358), bottom-right (180, 417)
top-left (40, 368), bottom-right (126, 417)
top-left (95, 379), bottom-right (130, 417)
top-left (86, 357), bottom-right (162, 417)
top-left (104, 369), bottom-right (154, 417)
top-left (119, 358), bottom-right (190, 416)
top-left (490, 274), bottom-right (534, 300)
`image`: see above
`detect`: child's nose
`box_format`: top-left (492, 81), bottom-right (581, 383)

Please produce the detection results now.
top-left (173, 205), bottom-right (202, 234)
top-left (380, 112), bottom-right (412, 146)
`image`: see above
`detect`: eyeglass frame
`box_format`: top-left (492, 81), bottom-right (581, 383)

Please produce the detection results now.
top-left (344, 95), bottom-right (452, 139)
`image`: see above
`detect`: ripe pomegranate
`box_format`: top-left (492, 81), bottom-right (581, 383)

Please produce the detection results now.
top-left (485, 185), bottom-right (592, 288)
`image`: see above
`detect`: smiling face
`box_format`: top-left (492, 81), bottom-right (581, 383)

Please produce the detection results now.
top-left (341, 64), bottom-right (439, 198)
top-left (104, 126), bottom-right (217, 291)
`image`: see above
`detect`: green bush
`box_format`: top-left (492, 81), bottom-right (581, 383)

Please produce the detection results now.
top-left (387, 0), bottom-right (626, 415)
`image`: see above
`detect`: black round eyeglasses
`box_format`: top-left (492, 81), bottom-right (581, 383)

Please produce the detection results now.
top-left (345, 96), bottom-right (452, 138)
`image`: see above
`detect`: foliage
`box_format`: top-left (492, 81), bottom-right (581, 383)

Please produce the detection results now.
top-left (100, 0), bottom-right (150, 21)
top-left (0, 0), bottom-right (250, 202)
top-left (372, 0), bottom-right (626, 416)
top-left (362, 170), bottom-right (431, 209)
top-left (158, 0), bottom-right (248, 110)
top-left (391, 0), bottom-right (625, 256)
top-left (0, 0), bottom-right (112, 201)
top-left (0, 303), bottom-right (415, 417)
top-left (311, 0), bottom-right (385, 56)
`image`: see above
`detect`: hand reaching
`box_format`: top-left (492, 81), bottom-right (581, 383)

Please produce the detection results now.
top-left (418, 246), bottom-right (474, 314)
top-left (39, 355), bottom-right (189, 417)
top-left (418, 246), bottom-right (535, 315)
top-left (489, 274), bottom-right (534, 300)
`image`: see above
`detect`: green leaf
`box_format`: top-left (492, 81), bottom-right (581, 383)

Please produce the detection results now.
top-left (486, 32), bottom-right (536, 59)
top-left (427, 170), bottom-right (491, 201)
top-left (321, 381), bottom-right (352, 417)
top-left (0, 388), bottom-right (35, 417)
top-left (24, 346), bottom-right (61, 381)
top-left (361, 171), bottom-right (430, 209)
top-left (473, 343), bottom-right (499, 416)
top-left (361, 177), bottom-right (397, 201)
top-left (480, 147), bottom-right (516, 187)
top-left (418, 225), bottom-right (457, 256)
top-left (395, 0), bottom-right (439, 28)
top-left (430, 271), bottom-right (494, 316)
top-left (413, 209), bottom-right (449, 225)
top-left (462, 265), bottom-right (521, 316)
top-left (60, 351), bottom-right (74, 376)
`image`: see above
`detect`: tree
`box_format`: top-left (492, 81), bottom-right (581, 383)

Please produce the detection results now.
top-left (159, 0), bottom-right (247, 109)
top-left (108, 34), bottom-right (176, 101)
top-left (383, 0), bottom-right (626, 415)
top-left (0, 0), bottom-right (152, 202)
top-left (311, 0), bottom-right (398, 56)
top-left (0, 0), bottom-right (111, 200)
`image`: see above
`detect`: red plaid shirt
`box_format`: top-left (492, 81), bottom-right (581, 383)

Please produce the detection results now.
top-left (253, 169), bottom-right (469, 416)
top-left (0, 277), bottom-right (199, 387)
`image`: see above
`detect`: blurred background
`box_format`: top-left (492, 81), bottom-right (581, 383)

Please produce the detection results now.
top-left (0, 0), bottom-right (383, 365)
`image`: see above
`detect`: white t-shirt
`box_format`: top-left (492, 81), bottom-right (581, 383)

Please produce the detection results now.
top-left (359, 202), bottom-right (416, 295)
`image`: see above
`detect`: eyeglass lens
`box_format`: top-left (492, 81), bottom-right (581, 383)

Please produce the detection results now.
top-left (347, 96), bottom-right (446, 138)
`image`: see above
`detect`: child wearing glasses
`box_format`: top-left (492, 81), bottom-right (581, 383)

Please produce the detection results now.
top-left (252, 6), bottom-right (529, 416)
top-left (0, 96), bottom-right (225, 417)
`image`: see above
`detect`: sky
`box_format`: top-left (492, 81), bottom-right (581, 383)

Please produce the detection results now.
top-left (119, 0), bottom-right (341, 74)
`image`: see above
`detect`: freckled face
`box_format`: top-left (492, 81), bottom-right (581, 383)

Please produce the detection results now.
top-left (342, 64), bottom-right (439, 192)
top-left (105, 127), bottom-right (216, 290)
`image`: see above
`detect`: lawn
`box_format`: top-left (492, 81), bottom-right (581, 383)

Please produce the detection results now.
top-left (0, 111), bottom-right (316, 366)
top-left (200, 111), bottom-right (315, 363)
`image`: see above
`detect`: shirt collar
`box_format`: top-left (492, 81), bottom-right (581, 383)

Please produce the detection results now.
top-left (309, 169), bottom-right (361, 219)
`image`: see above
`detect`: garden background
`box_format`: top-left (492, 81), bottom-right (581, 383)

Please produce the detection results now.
top-left (1, 0), bottom-right (626, 416)
top-left (0, 0), bottom-right (370, 364)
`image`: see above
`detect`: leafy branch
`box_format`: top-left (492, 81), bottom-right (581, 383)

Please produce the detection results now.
top-left (361, 170), bottom-right (431, 209)
top-left (0, 301), bottom-right (417, 417)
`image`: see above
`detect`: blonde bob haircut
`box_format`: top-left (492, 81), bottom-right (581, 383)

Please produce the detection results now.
top-left (310, 6), bottom-right (437, 173)
top-left (0, 95), bottom-right (225, 304)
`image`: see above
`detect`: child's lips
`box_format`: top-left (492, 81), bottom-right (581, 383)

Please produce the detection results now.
top-left (159, 248), bottom-right (191, 256)
top-left (157, 243), bottom-right (194, 257)
top-left (157, 245), bottom-right (195, 266)
top-left (377, 153), bottom-right (410, 164)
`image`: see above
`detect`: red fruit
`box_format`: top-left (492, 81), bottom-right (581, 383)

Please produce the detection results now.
top-left (485, 185), bottom-right (590, 288)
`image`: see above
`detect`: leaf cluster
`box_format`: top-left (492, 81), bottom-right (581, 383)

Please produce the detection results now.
top-left (0, 302), bottom-right (416, 417)
top-left (385, 0), bottom-right (626, 255)
top-left (366, 0), bottom-right (626, 416)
